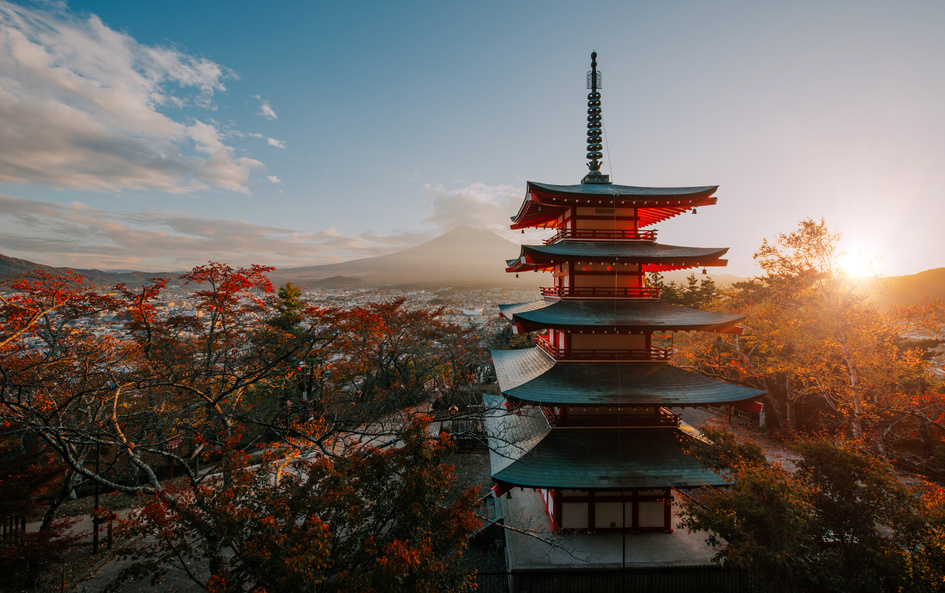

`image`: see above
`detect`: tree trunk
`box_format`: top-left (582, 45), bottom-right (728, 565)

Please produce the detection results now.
top-left (839, 340), bottom-right (863, 439)
top-left (40, 469), bottom-right (75, 531)
top-left (919, 418), bottom-right (933, 459)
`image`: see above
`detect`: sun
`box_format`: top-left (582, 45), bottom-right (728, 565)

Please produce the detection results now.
top-left (838, 247), bottom-right (879, 278)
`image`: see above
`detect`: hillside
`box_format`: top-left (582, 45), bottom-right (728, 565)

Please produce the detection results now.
top-left (0, 254), bottom-right (173, 290)
top-left (871, 268), bottom-right (945, 309)
top-left (268, 225), bottom-right (541, 289)
top-left (4, 232), bottom-right (945, 301)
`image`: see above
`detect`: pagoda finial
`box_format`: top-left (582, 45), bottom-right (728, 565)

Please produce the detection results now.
top-left (583, 51), bottom-right (610, 184)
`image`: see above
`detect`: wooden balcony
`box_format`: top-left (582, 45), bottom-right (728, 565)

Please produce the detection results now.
top-left (544, 229), bottom-right (657, 244)
top-left (540, 286), bottom-right (661, 299)
top-left (534, 335), bottom-right (673, 361)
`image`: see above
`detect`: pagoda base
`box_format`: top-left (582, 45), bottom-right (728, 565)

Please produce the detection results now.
top-left (500, 487), bottom-right (718, 571)
top-left (537, 487), bottom-right (673, 533)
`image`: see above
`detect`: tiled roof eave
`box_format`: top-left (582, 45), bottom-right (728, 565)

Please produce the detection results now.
top-left (489, 425), bottom-right (730, 490)
top-left (491, 347), bottom-right (765, 406)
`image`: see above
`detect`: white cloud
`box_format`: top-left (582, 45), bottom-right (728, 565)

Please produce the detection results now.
top-left (255, 95), bottom-right (277, 120)
top-left (267, 137), bottom-right (286, 149)
top-left (267, 175), bottom-right (281, 184)
top-left (423, 182), bottom-right (521, 232)
top-left (0, 194), bottom-right (432, 270)
top-left (422, 182), bottom-right (545, 244)
top-left (0, 1), bottom-right (263, 194)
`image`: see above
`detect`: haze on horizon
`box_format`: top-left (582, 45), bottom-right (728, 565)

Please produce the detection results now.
top-left (1, 0), bottom-right (943, 278)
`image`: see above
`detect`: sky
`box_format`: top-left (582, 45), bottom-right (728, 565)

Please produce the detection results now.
top-left (1, 0), bottom-right (944, 277)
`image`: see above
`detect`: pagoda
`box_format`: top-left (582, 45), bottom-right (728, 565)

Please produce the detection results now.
top-left (486, 52), bottom-right (763, 535)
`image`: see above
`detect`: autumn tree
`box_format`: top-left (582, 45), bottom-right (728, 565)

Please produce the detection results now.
top-left (113, 417), bottom-right (478, 593)
top-left (326, 298), bottom-right (482, 413)
top-left (0, 429), bottom-right (80, 590)
top-left (0, 266), bottom-right (482, 589)
top-left (675, 219), bottom-right (933, 438)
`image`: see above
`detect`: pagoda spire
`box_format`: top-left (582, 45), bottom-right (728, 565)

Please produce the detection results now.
top-left (583, 51), bottom-right (610, 184)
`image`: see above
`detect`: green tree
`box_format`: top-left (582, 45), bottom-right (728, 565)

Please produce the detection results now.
top-left (650, 272), bottom-right (721, 309)
top-left (682, 426), bottom-right (945, 593)
top-left (270, 280), bottom-right (305, 334)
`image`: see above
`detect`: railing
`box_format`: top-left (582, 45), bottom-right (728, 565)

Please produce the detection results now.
top-left (540, 286), bottom-right (661, 299)
top-left (468, 566), bottom-right (764, 593)
top-left (542, 406), bottom-right (680, 428)
top-left (1, 515), bottom-right (25, 543)
top-left (535, 336), bottom-right (672, 361)
top-left (544, 228), bottom-right (657, 244)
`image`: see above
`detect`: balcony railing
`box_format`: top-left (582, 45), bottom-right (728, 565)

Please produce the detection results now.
top-left (544, 229), bottom-right (657, 244)
top-left (540, 286), bottom-right (661, 299)
top-left (534, 336), bottom-right (673, 361)
top-left (542, 406), bottom-right (680, 428)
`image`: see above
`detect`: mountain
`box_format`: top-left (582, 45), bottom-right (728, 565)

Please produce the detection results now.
top-left (269, 225), bottom-right (540, 289)
top-left (6, 229), bottom-right (945, 300)
top-left (870, 268), bottom-right (945, 309)
top-left (0, 254), bottom-right (173, 290)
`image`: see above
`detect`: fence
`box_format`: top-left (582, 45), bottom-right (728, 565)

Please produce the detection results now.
top-left (1, 515), bottom-right (26, 543)
top-left (469, 566), bottom-right (764, 593)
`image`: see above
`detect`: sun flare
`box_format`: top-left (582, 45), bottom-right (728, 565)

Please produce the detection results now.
top-left (838, 247), bottom-right (879, 278)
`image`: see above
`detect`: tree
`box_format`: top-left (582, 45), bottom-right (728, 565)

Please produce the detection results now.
top-left (682, 426), bottom-right (945, 593)
top-left (326, 298), bottom-right (477, 413)
top-left (648, 272), bottom-right (722, 309)
top-left (1, 265), bottom-right (483, 588)
top-left (0, 429), bottom-right (80, 590)
top-left (270, 280), bottom-right (305, 334)
top-left (872, 298), bottom-right (945, 467)
top-left (113, 417), bottom-right (478, 593)
top-left (675, 219), bottom-right (932, 438)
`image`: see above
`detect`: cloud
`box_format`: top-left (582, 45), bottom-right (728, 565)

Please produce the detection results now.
top-left (267, 175), bottom-right (281, 184)
top-left (423, 182), bottom-right (522, 232)
top-left (422, 182), bottom-right (546, 244)
top-left (267, 137), bottom-right (285, 149)
top-left (0, 194), bottom-right (433, 270)
top-left (255, 95), bottom-right (277, 120)
top-left (0, 1), bottom-right (263, 194)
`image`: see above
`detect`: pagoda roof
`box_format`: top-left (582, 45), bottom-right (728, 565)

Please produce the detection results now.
top-left (483, 395), bottom-right (727, 490)
top-left (512, 181), bottom-right (719, 229)
top-left (505, 241), bottom-right (728, 273)
top-left (498, 299), bottom-right (746, 332)
top-left (491, 347), bottom-right (764, 407)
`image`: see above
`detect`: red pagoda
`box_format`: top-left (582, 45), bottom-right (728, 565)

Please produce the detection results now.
top-left (486, 52), bottom-right (763, 535)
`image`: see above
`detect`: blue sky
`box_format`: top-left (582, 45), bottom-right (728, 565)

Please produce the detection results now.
top-left (1, 0), bottom-right (944, 276)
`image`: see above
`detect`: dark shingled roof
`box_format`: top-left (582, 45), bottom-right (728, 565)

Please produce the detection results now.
top-left (491, 347), bottom-right (765, 406)
top-left (492, 428), bottom-right (729, 490)
top-left (482, 394), bottom-right (728, 490)
top-left (511, 182), bottom-right (721, 229)
top-left (505, 241), bottom-right (729, 272)
top-left (527, 181), bottom-right (719, 199)
top-left (498, 299), bottom-right (746, 332)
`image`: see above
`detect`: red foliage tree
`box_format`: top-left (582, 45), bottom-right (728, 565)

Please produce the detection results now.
top-left (1, 265), bottom-right (482, 589)
top-left (113, 417), bottom-right (478, 593)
